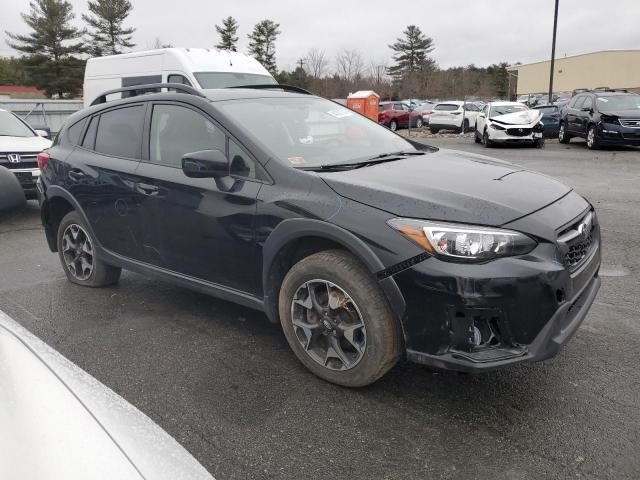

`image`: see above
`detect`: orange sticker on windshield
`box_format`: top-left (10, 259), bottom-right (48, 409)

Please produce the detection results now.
top-left (288, 156), bottom-right (306, 165)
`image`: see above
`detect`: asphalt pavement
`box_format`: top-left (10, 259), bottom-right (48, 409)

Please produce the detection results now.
top-left (0, 135), bottom-right (638, 480)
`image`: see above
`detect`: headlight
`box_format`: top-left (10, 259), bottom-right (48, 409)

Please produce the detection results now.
top-left (388, 218), bottom-right (537, 262)
top-left (488, 122), bottom-right (505, 130)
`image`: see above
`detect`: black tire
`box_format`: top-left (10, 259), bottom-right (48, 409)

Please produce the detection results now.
top-left (57, 210), bottom-right (121, 287)
top-left (558, 121), bottom-right (571, 144)
top-left (430, 127), bottom-right (440, 134)
top-left (474, 129), bottom-right (481, 143)
top-left (278, 250), bottom-right (401, 387)
top-left (415, 117), bottom-right (423, 128)
top-left (534, 138), bottom-right (545, 148)
top-left (461, 119), bottom-right (469, 133)
top-left (586, 125), bottom-right (600, 150)
top-left (389, 120), bottom-right (397, 132)
top-left (482, 129), bottom-right (492, 148)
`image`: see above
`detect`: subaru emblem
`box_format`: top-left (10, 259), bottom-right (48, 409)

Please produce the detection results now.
top-left (8, 153), bottom-right (21, 164)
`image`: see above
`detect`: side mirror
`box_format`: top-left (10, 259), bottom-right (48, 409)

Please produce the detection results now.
top-left (35, 129), bottom-right (49, 138)
top-left (581, 107), bottom-right (593, 113)
top-left (479, 113), bottom-right (486, 118)
top-left (181, 149), bottom-right (229, 178)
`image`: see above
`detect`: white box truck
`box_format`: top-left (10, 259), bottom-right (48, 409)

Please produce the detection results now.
top-left (83, 48), bottom-right (276, 107)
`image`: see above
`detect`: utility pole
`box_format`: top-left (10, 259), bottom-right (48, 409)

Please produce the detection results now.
top-left (297, 58), bottom-right (306, 71)
top-left (548, 0), bottom-right (560, 104)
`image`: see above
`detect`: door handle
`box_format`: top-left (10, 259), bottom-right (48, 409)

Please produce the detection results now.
top-left (68, 169), bottom-right (86, 181)
top-left (136, 182), bottom-right (160, 195)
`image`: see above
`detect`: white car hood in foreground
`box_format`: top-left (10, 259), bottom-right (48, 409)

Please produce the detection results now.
top-left (0, 135), bottom-right (51, 152)
top-left (490, 109), bottom-right (542, 125)
top-left (0, 310), bottom-right (213, 480)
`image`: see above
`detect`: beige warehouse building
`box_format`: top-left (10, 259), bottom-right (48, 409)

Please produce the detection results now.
top-left (508, 49), bottom-right (640, 95)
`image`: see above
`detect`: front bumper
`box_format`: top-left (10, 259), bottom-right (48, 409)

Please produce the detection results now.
top-left (597, 122), bottom-right (640, 146)
top-left (488, 127), bottom-right (543, 143)
top-left (10, 167), bottom-right (40, 199)
top-left (392, 223), bottom-right (601, 372)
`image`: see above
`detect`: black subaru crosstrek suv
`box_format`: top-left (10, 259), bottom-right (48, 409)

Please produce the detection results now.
top-left (37, 83), bottom-right (601, 387)
top-left (559, 90), bottom-right (640, 149)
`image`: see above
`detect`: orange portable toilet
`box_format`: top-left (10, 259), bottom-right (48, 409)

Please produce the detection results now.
top-left (347, 90), bottom-right (380, 121)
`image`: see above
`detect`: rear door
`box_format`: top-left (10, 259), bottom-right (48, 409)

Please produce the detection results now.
top-left (134, 101), bottom-right (263, 293)
top-left (65, 104), bottom-right (147, 260)
top-left (577, 95), bottom-right (594, 136)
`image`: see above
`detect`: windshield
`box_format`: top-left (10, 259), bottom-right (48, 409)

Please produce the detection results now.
top-left (194, 72), bottom-right (277, 89)
top-left (596, 95), bottom-right (640, 112)
top-left (0, 110), bottom-right (35, 137)
top-left (217, 97), bottom-right (417, 168)
top-left (490, 104), bottom-right (528, 117)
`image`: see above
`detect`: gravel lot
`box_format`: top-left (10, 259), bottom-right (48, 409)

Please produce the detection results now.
top-left (1, 135), bottom-right (639, 480)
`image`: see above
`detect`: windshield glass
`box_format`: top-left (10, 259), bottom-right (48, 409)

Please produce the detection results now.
top-left (596, 95), bottom-right (640, 112)
top-left (194, 72), bottom-right (277, 89)
top-left (490, 103), bottom-right (528, 117)
top-left (0, 110), bottom-right (35, 137)
top-left (217, 97), bottom-right (417, 168)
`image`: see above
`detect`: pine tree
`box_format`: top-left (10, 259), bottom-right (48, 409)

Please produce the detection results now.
top-left (387, 25), bottom-right (435, 80)
top-left (247, 19), bottom-right (281, 75)
top-left (215, 16), bottom-right (239, 52)
top-left (5, 0), bottom-right (86, 97)
top-left (82, 0), bottom-right (135, 56)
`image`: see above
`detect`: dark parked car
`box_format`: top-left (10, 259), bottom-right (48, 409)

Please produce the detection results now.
top-left (533, 104), bottom-right (561, 138)
top-left (37, 84), bottom-right (601, 387)
top-left (559, 91), bottom-right (640, 149)
top-left (378, 101), bottom-right (423, 131)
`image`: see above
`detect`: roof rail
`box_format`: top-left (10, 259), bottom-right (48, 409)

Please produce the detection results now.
top-left (89, 83), bottom-right (207, 106)
top-left (227, 84), bottom-right (313, 95)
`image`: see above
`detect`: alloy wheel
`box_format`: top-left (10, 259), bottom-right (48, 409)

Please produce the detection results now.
top-left (416, 118), bottom-right (423, 128)
top-left (290, 279), bottom-right (366, 371)
top-left (559, 124), bottom-right (565, 141)
top-left (389, 120), bottom-right (397, 131)
top-left (61, 224), bottom-right (94, 281)
top-left (587, 127), bottom-right (595, 148)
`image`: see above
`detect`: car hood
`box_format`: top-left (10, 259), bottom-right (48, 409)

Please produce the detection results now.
top-left (490, 110), bottom-right (542, 125)
top-left (599, 110), bottom-right (640, 119)
top-left (0, 135), bottom-right (51, 152)
top-left (0, 310), bottom-right (214, 480)
top-left (319, 149), bottom-right (571, 226)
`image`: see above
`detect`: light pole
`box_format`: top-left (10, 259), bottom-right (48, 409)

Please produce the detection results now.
top-left (507, 72), bottom-right (518, 101)
top-left (548, 0), bottom-right (560, 104)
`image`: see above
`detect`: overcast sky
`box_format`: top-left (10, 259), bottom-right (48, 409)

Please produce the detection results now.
top-left (2, 0), bottom-right (639, 71)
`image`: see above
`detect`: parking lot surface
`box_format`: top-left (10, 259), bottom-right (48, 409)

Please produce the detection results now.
top-left (1, 136), bottom-right (639, 480)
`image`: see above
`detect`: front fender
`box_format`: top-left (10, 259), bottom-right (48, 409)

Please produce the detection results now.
top-left (261, 218), bottom-right (406, 325)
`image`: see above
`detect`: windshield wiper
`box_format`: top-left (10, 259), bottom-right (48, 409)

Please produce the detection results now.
top-left (315, 150), bottom-right (424, 171)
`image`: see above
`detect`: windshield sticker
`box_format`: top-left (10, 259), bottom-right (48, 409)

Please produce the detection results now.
top-left (298, 136), bottom-right (314, 145)
top-left (597, 98), bottom-right (608, 102)
top-left (327, 109), bottom-right (353, 118)
top-left (288, 156), bottom-right (306, 165)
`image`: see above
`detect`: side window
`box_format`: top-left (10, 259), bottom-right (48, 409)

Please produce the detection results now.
top-left (392, 103), bottom-right (403, 111)
top-left (582, 96), bottom-right (593, 110)
top-left (228, 138), bottom-right (256, 179)
top-left (149, 104), bottom-right (225, 168)
top-left (82, 115), bottom-right (99, 149)
top-left (167, 74), bottom-right (192, 86)
top-left (94, 105), bottom-right (145, 158)
top-left (573, 96), bottom-right (586, 109)
top-left (66, 118), bottom-right (87, 146)
top-left (568, 96), bottom-right (579, 108)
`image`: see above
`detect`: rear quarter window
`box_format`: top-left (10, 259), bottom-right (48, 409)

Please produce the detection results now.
top-left (66, 118), bottom-right (87, 146)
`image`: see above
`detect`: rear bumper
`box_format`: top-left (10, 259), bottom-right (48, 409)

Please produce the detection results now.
top-left (392, 222), bottom-right (601, 372)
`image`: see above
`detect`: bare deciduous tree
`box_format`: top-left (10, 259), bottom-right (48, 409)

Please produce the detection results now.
top-left (304, 48), bottom-right (328, 79)
top-left (335, 49), bottom-right (364, 83)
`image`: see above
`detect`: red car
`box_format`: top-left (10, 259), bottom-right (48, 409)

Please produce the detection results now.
top-left (378, 101), bottom-right (424, 131)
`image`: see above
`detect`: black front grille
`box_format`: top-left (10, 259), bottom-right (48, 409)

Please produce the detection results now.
top-left (0, 152), bottom-right (39, 170)
top-left (507, 127), bottom-right (532, 136)
top-left (564, 232), bottom-right (593, 269)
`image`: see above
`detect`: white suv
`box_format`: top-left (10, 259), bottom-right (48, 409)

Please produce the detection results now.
top-left (0, 109), bottom-right (51, 199)
top-left (429, 101), bottom-right (480, 134)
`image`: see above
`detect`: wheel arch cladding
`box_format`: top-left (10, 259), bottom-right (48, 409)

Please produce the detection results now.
top-left (43, 186), bottom-right (96, 252)
top-left (261, 218), bottom-right (406, 324)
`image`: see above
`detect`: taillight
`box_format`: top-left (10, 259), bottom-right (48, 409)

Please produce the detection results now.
top-left (37, 151), bottom-right (50, 170)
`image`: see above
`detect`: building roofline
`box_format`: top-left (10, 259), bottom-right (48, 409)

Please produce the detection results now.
top-left (507, 49), bottom-right (640, 71)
